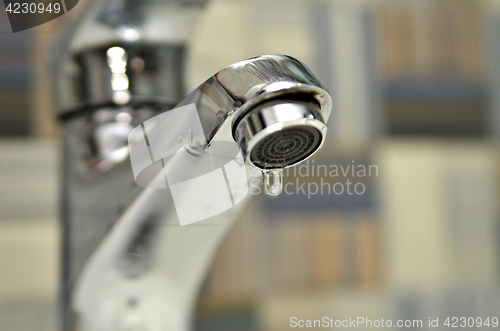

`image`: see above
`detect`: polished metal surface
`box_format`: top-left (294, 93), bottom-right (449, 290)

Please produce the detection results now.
top-left (51, 0), bottom-right (206, 117)
top-left (53, 44), bottom-right (186, 119)
top-left (182, 55), bottom-right (330, 138)
top-left (53, 1), bottom-right (332, 330)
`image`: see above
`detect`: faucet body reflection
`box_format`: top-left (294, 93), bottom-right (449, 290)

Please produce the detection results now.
top-left (52, 1), bottom-right (331, 330)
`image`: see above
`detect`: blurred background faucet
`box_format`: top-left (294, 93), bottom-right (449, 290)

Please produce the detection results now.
top-left (51, 0), bottom-right (331, 330)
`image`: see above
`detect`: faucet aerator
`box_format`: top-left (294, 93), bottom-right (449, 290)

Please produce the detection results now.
top-left (235, 98), bottom-right (327, 196)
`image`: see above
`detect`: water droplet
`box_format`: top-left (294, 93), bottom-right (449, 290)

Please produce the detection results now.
top-left (263, 169), bottom-right (283, 197)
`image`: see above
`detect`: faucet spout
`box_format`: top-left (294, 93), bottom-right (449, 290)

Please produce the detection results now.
top-left (66, 55), bottom-right (331, 331)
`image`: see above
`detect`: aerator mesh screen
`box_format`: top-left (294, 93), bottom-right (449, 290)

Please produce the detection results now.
top-left (250, 126), bottom-right (322, 169)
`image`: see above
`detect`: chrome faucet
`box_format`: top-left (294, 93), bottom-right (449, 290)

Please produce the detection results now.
top-left (51, 1), bottom-right (331, 330)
